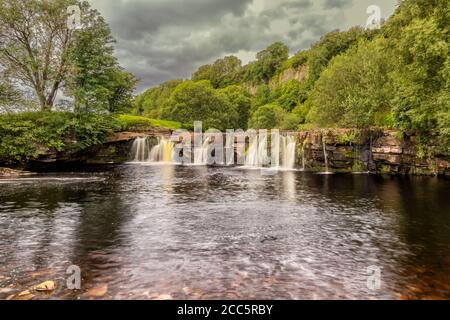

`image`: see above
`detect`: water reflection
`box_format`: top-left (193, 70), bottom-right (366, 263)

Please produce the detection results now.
top-left (0, 166), bottom-right (449, 299)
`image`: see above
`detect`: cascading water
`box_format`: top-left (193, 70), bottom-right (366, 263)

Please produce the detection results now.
top-left (131, 137), bottom-right (150, 162)
top-left (322, 136), bottom-right (331, 174)
top-left (130, 137), bottom-right (174, 163)
top-left (301, 142), bottom-right (306, 171)
top-left (244, 134), bottom-right (296, 170)
top-left (245, 136), bottom-right (259, 167)
top-left (280, 135), bottom-right (296, 170)
top-left (149, 138), bottom-right (174, 163)
top-left (194, 137), bottom-right (211, 165)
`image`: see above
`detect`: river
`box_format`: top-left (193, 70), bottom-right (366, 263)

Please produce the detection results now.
top-left (1, 164), bottom-right (450, 299)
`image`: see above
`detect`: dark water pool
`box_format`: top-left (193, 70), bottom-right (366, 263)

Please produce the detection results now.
top-left (1, 165), bottom-right (450, 299)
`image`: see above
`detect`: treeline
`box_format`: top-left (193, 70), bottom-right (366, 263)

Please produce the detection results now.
top-left (133, 0), bottom-right (449, 155)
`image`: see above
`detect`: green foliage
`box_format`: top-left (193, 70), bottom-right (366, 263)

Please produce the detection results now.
top-left (248, 103), bottom-right (301, 130)
top-left (276, 80), bottom-right (302, 112)
top-left (192, 56), bottom-right (242, 88)
top-left (308, 38), bottom-right (394, 128)
top-left (162, 80), bottom-right (239, 131)
top-left (249, 104), bottom-right (285, 129)
top-left (67, 6), bottom-right (137, 114)
top-left (219, 85), bottom-right (252, 130)
top-left (0, 0), bottom-right (135, 113)
top-left (243, 42), bottom-right (289, 83)
top-left (335, 130), bottom-right (362, 145)
top-left (133, 80), bottom-right (183, 118)
top-left (0, 112), bottom-right (118, 164)
top-left (116, 115), bottom-right (181, 131)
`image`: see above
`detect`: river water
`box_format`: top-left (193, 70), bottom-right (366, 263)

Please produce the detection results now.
top-left (1, 164), bottom-right (450, 299)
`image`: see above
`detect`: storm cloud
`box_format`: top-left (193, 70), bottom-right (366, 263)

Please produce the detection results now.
top-left (88, 0), bottom-right (398, 92)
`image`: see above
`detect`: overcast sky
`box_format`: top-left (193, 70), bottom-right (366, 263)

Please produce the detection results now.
top-left (88, 0), bottom-right (398, 92)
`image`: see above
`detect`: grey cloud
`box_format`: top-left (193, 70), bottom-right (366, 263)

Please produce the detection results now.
top-left (101, 0), bottom-right (253, 40)
top-left (322, 0), bottom-right (353, 9)
top-left (88, 0), bottom-right (383, 92)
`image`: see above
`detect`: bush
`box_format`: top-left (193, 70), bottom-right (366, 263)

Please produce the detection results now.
top-left (0, 112), bottom-right (118, 164)
top-left (117, 115), bottom-right (182, 131)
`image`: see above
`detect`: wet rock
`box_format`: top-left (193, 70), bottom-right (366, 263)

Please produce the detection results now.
top-left (86, 284), bottom-right (108, 297)
top-left (34, 280), bottom-right (56, 292)
top-left (14, 290), bottom-right (35, 300)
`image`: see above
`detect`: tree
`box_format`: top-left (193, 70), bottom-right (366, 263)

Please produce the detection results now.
top-left (0, 0), bottom-right (78, 111)
top-left (133, 80), bottom-right (183, 118)
top-left (65, 2), bottom-right (136, 113)
top-left (0, 0), bottom-right (135, 112)
top-left (219, 85), bottom-right (251, 130)
top-left (277, 80), bottom-right (302, 112)
top-left (0, 77), bottom-right (22, 112)
top-left (192, 56), bottom-right (242, 88)
top-left (248, 103), bottom-right (287, 129)
top-left (162, 80), bottom-right (239, 131)
top-left (308, 38), bottom-right (394, 128)
top-left (244, 42), bottom-right (289, 83)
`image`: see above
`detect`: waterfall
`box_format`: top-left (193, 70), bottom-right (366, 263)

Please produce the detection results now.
top-left (193, 137), bottom-right (211, 165)
top-left (149, 138), bottom-right (175, 163)
top-left (245, 136), bottom-right (260, 167)
top-left (131, 137), bottom-right (150, 162)
top-left (322, 136), bottom-right (330, 173)
top-left (301, 143), bottom-right (306, 171)
top-left (281, 135), bottom-right (296, 169)
top-left (131, 137), bottom-right (174, 163)
top-left (245, 134), bottom-right (296, 170)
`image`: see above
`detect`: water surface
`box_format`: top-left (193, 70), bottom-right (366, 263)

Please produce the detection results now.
top-left (1, 165), bottom-right (450, 299)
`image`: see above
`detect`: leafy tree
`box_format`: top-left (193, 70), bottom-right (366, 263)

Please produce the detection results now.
top-left (276, 80), bottom-right (302, 112)
top-left (219, 85), bottom-right (251, 130)
top-left (133, 80), bottom-right (183, 118)
top-left (0, 0), bottom-right (135, 112)
top-left (0, 78), bottom-right (22, 112)
top-left (387, 2), bottom-right (449, 135)
top-left (192, 56), bottom-right (242, 88)
top-left (244, 42), bottom-right (289, 83)
top-left (162, 80), bottom-right (239, 131)
top-left (0, 0), bottom-right (79, 110)
top-left (308, 38), bottom-right (394, 128)
top-left (66, 2), bottom-right (136, 113)
top-left (248, 103), bottom-right (287, 129)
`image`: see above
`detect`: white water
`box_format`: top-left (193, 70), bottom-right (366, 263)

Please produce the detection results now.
top-left (193, 137), bottom-right (211, 165)
top-left (131, 137), bottom-right (150, 162)
top-left (280, 136), bottom-right (296, 169)
top-left (301, 143), bottom-right (306, 171)
top-left (131, 134), bottom-right (297, 169)
top-left (320, 137), bottom-right (333, 174)
top-left (244, 134), bottom-right (296, 170)
top-left (149, 138), bottom-right (174, 163)
top-left (131, 137), bottom-right (174, 163)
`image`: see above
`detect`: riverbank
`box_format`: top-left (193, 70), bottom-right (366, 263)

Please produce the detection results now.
top-left (2, 128), bottom-right (448, 177)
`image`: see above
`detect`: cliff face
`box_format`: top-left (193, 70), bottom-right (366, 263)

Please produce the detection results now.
top-left (271, 65), bottom-right (308, 88)
top-left (298, 129), bottom-right (450, 176)
top-left (243, 65), bottom-right (308, 94)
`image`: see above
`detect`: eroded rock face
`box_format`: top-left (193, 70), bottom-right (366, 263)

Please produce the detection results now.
top-left (297, 129), bottom-right (450, 176)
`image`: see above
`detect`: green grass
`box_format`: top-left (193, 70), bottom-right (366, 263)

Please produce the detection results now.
top-left (116, 115), bottom-right (182, 130)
